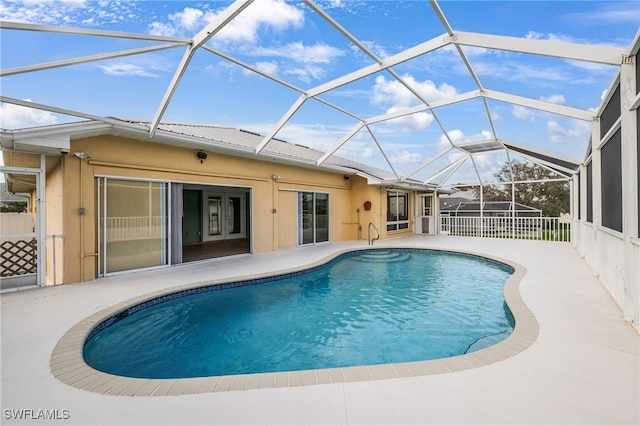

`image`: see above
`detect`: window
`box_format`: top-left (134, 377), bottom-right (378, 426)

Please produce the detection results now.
top-left (298, 192), bottom-right (329, 245)
top-left (423, 196), bottom-right (432, 216)
top-left (99, 178), bottom-right (169, 275)
top-left (387, 191), bottom-right (409, 231)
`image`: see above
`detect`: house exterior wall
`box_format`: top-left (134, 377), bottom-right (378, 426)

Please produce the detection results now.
top-left (58, 135), bottom-right (397, 284)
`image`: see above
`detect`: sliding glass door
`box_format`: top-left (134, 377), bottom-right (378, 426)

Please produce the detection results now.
top-left (99, 178), bottom-right (169, 275)
top-left (298, 192), bottom-right (329, 245)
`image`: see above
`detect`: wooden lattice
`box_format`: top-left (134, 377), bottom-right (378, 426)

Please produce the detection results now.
top-left (0, 239), bottom-right (37, 277)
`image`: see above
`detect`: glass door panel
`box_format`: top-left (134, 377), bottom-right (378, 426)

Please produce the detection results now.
top-left (228, 196), bottom-right (242, 235)
top-left (101, 179), bottom-right (168, 274)
top-left (298, 192), bottom-right (315, 245)
top-left (298, 192), bottom-right (329, 245)
top-left (315, 193), bottom-right (329, 243)
top-left (209, 197), bottom-right (222, 235)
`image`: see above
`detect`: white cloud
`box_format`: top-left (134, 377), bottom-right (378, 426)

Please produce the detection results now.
top-left (525, 31), bottom-right (583, 44)
top-left (253, 61), bottom-right (279, 77)
top-left (99, 63), bottom-right (159, 78)
top-left (547, 120), bottom-right (591, 144)
top-left (360, 40), bottom-right (390, 58)
top-left (474, 60), bottom-right (571, 84)
top-left (0, 100), bottom-right (58, 128)
top-left (223, 0), bottom-right (304, 42)
top-left (248, 42), bottom-right (344, 83)
top-left (171, 7), bottom-right (205, 32)
top-left (563, 3), bottom-right (640, 26)
top-left (512, 105), bottom-right (538, 122)
top-left (250, 42), bottom-right (344, 64)
top-left (373, 75), bottom-right (458, 107)
top-left (148, 21), bottom-right (176, 37)
top-left (148, 0), bottom-right (304, 44)
top-left (389, 149), bottom-right (422, 164)
top-left (600, 89), bottom-right (608, 101)
top-left (0, 0), bottom-right (137, 27)
top-left (370, 75), bottom-right (457, 131)
top-left (385, 108), bottom-right (434, 132)
top-left (540, 94), bottom-right (566, 104)
top-left (283, 65), bottom-right (324, 84)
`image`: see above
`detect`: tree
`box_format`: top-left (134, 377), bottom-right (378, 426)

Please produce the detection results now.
top-left (0, 202), bottom-right (28, 213)
top-left (471, 161), bottom-right (570, 217)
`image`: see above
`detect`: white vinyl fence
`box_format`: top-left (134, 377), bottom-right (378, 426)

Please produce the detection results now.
top-left (439, 216), bottom-right (570, 242)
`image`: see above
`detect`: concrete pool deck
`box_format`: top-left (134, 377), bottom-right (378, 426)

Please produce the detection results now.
top-left (1, 236), bottom-right (639, 425)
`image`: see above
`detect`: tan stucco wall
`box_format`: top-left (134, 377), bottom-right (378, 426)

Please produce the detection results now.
top-left (61, 136), bottom-right (385, 283)
top-left (45, 157), bottom-right (64, 285)
top-left (6, 136), bottom-right (427, 285)
top-left (348, 179), bottom-right (415, 240)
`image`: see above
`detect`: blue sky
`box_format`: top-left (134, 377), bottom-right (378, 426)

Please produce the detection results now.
top-left (1, 0), bottom-right (638, 185)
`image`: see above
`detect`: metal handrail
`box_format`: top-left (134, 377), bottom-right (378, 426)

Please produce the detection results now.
top-left (368, 222), bottom-right (380, 245)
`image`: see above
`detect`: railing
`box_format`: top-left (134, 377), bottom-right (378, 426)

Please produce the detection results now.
top-left (106, 216), bottom-right (163, 242)
top-left (368, 222), bottom-right (380, 245)
top-left (439, 216), bottom-right (570, 242)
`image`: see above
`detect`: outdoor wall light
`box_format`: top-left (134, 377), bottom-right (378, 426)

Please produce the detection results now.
top-left (196, 151), bottom-right (207, 163)
top-left (73, 152), bottom-right (91, 160)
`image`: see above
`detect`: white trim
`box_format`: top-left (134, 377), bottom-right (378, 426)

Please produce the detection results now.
top-left (596, 118), bottom-right (622, 150)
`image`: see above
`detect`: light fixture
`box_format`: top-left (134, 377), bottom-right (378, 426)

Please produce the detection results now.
top-left (197, 151), bottom-right (207, 163)
top-left (73, 152), bottom-right (91, 160)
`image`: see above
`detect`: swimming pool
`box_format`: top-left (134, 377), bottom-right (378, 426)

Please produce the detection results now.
top-left (83, 248), bottom-right (515, 379)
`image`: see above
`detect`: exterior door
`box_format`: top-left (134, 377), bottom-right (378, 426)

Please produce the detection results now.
top-left (421, 195), bottom-right (434, 235)
top-left (298, 192), bottom-right (329, 245)
top-left (205, 193), bottom-right (245, 241)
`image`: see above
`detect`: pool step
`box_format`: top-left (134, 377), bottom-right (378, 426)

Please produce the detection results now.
top-left (352, 251), bottom-right (411, 263)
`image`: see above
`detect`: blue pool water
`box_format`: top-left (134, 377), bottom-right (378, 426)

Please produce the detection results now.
top-left (83, 249), bottom-right (514, 379)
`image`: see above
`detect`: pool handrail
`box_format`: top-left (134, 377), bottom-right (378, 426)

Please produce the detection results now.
top-left (368, 222), bottom-right (380, 245)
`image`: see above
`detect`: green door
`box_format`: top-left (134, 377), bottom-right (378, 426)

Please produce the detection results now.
top-left (183, 190), bottom-right (202, 244)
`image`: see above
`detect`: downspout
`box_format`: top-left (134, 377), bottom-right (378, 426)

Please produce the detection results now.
top-left (79, 157), bottom-right (84, 282)
top-left (37, 155), bottom-right (46, 287)
top-left (271, 175), bottom-right (279, 251)
top-left (77, 154), bottom-right (97, 281)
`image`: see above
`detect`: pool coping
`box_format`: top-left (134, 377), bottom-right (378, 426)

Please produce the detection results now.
top-left (50, 246), bottom-right (538, 396)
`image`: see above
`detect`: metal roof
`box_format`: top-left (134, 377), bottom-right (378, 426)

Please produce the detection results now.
top-left (2, 118), bottom-right (435, 190)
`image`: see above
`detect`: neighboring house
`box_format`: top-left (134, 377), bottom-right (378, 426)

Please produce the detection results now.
top-left (0, 182), bottom-right (28, 211)
top-left (1, 119), bottom-right (438, 285)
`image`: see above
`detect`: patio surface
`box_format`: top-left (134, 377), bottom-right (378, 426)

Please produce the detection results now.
top-left (1, 236), bottom-right (639, 425)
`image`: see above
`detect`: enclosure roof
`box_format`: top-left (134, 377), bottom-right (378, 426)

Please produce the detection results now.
top-left (1, 0), bottom-right (638, 188)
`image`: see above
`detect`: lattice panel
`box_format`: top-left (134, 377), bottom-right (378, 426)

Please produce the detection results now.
top-left (1, 239), bottom-right (37, 277)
